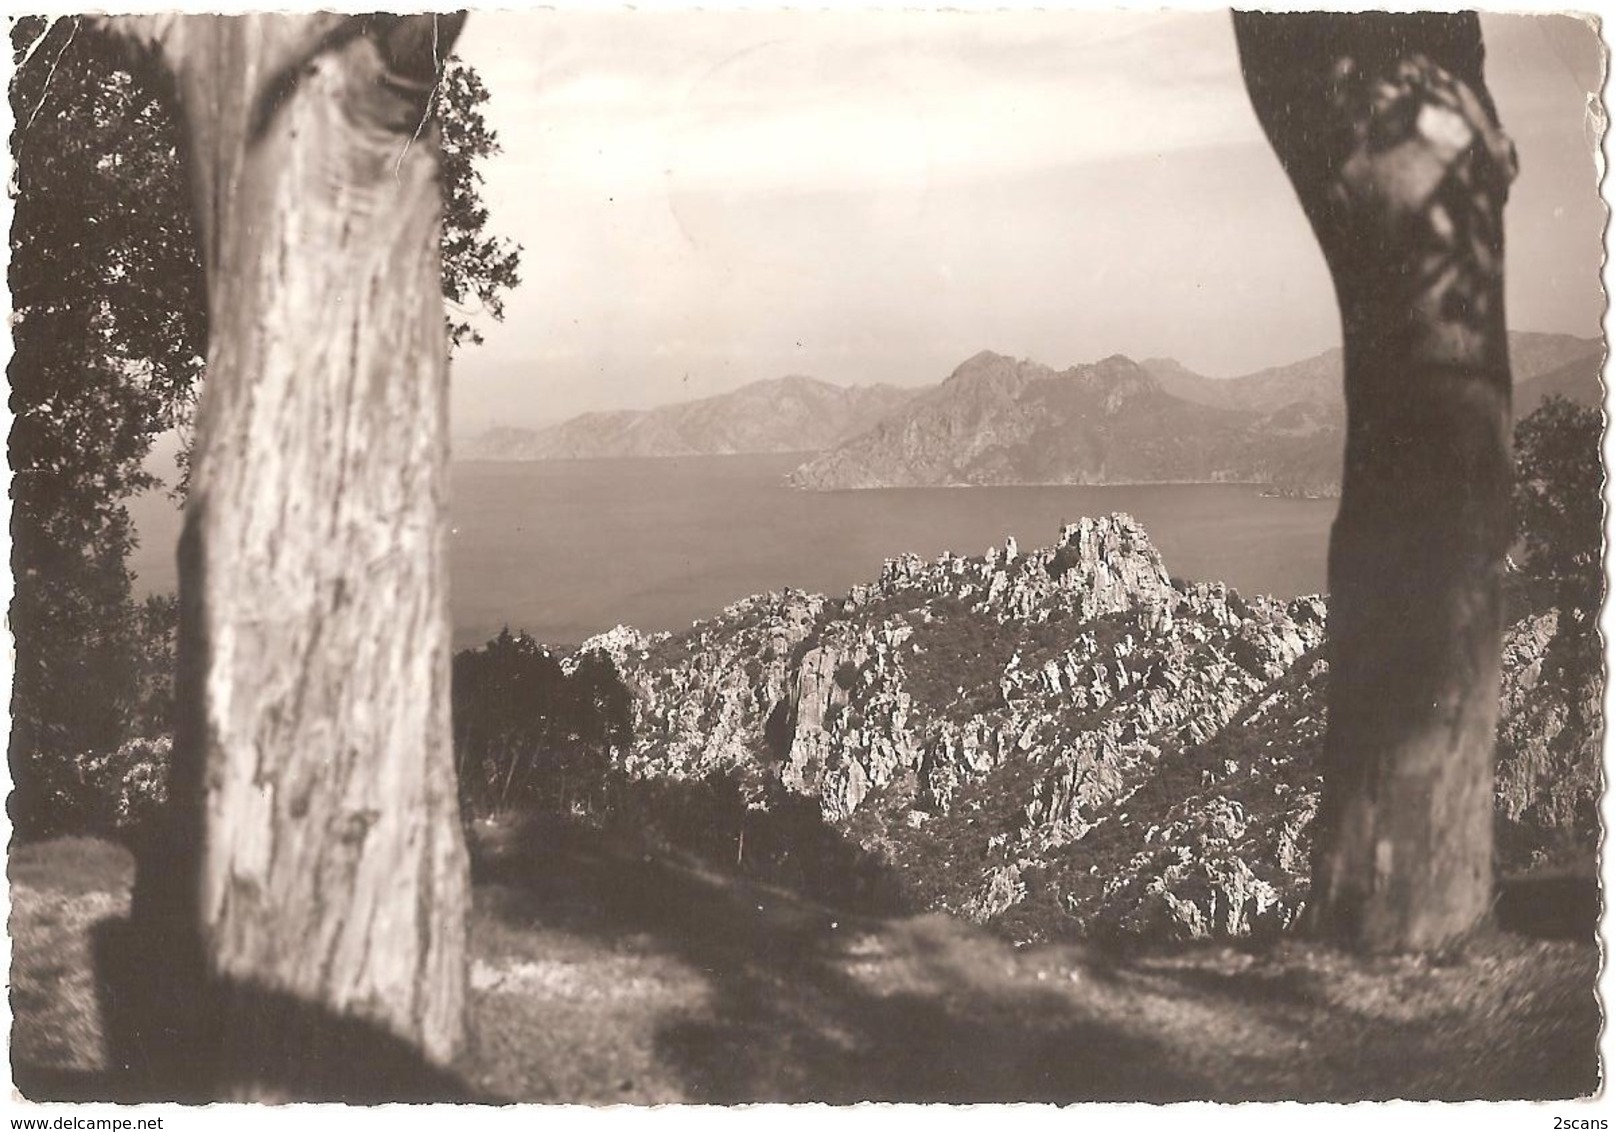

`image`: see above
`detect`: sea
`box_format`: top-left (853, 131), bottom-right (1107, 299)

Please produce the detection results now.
top-left (126, 453), bottom-right (1338, 650)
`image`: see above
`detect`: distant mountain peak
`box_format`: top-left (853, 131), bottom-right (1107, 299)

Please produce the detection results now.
top-left (1141, 356), bottom-right (1200, 377)
top-left (761, 373), bottom-right (831, 391)
top-left (945, 350), bottom-right (1023, 382)
top-left (958, 348), bottom-right (1016, 368)
top-left (1093, 352), bottom-right (1142, 370)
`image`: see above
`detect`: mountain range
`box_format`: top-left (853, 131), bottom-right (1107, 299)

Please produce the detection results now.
top-left (468, 332), bottom-right (1603, 497)
top-left (792, 332), bottom-right (1603, 495)
top-left (789, 351), bottom-right (1340, 493)
top-left (1142, 331), bottom-right (1600, 416)
top-left (464, 374), bottom-right (918, 460)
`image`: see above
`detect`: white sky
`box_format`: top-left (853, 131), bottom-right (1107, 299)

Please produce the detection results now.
top-left (447, 10), bottom-right (1606, 432)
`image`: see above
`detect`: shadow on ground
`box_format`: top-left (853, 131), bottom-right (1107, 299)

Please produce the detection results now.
top-left (1494, 870), bottom-right (1600, 942)
top-left (10, 823), bottom-right (1601, 1104)
top-left (11, 834), bottom-right (484, 1104)
top-left (471, 814), bottom-right (1208, 1103)
top-left (19, 919), bottom-right (480, 1103)
top-left (468, 814), bottom-right (1600, 1103)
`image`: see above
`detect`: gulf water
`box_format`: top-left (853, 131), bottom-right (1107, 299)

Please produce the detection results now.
top-left (128, 453), bottom-right (1336, 649)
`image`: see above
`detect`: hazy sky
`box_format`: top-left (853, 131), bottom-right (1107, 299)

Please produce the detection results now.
top-left (449, 10), bottom-right (1606, 433)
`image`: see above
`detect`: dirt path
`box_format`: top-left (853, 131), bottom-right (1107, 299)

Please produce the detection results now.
top-left (10, 831), bottom-right (1600, 1103)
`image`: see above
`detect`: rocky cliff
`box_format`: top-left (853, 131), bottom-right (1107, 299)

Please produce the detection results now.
top-left (574, 515), bottom-right (1598, 946)
top-left (1494, 610), bottom-right (1603, 870)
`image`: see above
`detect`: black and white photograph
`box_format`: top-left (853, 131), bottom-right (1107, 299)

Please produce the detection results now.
top-left (5, 2), bottom-right (1608, 1112)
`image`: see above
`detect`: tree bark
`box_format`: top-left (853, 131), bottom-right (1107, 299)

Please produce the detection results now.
top-left (1235, 13), bottom-right (1515, 952)
top-left (101, 14), bottom-right (471, 1089)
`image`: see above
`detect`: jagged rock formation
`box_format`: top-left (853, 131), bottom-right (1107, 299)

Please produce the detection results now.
top-left (465, 375), bottom-right (918, 460)
top-left (575, 514), bottom-right (1597, 946)
top-left (588, 515), bottom-right (1325, 940)
top-left (565, 624), bottom-right (667, 675)
top-left (1494, 611), bottom-right (1603, 870)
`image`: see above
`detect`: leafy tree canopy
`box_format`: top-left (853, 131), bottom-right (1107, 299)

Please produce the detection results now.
top-left (451, 630), bottom-right (632, 818)
top-left (1513, 394), bottom-right (1604, 623)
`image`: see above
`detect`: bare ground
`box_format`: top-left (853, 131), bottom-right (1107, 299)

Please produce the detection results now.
top-left (9, 825), bottom-right (1600, 1104)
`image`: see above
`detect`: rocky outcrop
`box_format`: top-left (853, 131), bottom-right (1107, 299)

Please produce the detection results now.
top-left (1494, 610), bottom-right (1603, 870)
top-left (586, 515), bottom-right (1329, 939)
top-left (574, 513), bottom-right (1598, 946)
top-left (850, 516), bottom-right (1177, 627)
top-left (613, 590), bottom-right (825, 781)
top-left (565, 624), bottom-right (666, 674)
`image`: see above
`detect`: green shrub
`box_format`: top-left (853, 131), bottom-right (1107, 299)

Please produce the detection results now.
top-left (452, 629), bottom-right (631, 820)
top-left (71, 735), bottom-right (171, 837)
top-left (834, 660), bottom-right (860, 692)
top-left (1046, 545), bottom-right (1082, 579)
top-left (1227, 632), bottom-right (1269, 677)
top-left (902, 599), bottom-right (1016, 720)
top-left (599, 768), bottom-right (905, 914)
top-left (11, 591), bottom-right (180, 841)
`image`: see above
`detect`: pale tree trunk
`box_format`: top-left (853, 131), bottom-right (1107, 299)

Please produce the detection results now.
top-left (100, 14), bottom-right (471, 1093)
top-left (1235, 13), bottom-right (1515, 952)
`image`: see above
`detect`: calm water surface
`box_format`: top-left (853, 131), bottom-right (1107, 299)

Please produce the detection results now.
top-left (129, 454), bottom-right (1337, 649)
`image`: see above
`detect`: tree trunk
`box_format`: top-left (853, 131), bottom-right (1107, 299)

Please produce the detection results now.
top-left (1235, 13), bottom-right (1515, 952)
top-left (103, 14), bottom-right (471, 1091)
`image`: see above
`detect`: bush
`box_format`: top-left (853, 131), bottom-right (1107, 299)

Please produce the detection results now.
top-left (1514, 396), bottom-right (1603, 621)
top-left (71, 735), bottom-right (171, 836)
top-left (1046, 545), bottom-right (1082, 579)
top-left (9, 590), bottom-right (179, 841)
top-left (452, 629), bottom-right (633, 820)
top-left (834, 660), bottom-right (860, 692)
top-left (599, 768), bottom-right (905, 913)
top-left (902, 599), bottom-right (1016, 720)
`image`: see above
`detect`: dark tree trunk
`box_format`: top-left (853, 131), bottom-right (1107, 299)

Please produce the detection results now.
top-left (1235, 13), bottom-right (1515, 952)
top-left (98, 14), bottom-right (472, 1093)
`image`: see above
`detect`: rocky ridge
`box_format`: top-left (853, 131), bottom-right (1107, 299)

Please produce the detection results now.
top-left (575, 515), bottom-right (1597, 946)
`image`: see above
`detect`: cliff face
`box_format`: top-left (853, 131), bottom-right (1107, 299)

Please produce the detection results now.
top-left (1494, 611), bottom-right (1603, 870)
top-left (578, 516), bottom-right (1597, 945)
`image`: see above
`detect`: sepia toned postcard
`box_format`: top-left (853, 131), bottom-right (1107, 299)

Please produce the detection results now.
top-left (5, 2), bottom-right (1608, 1122)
